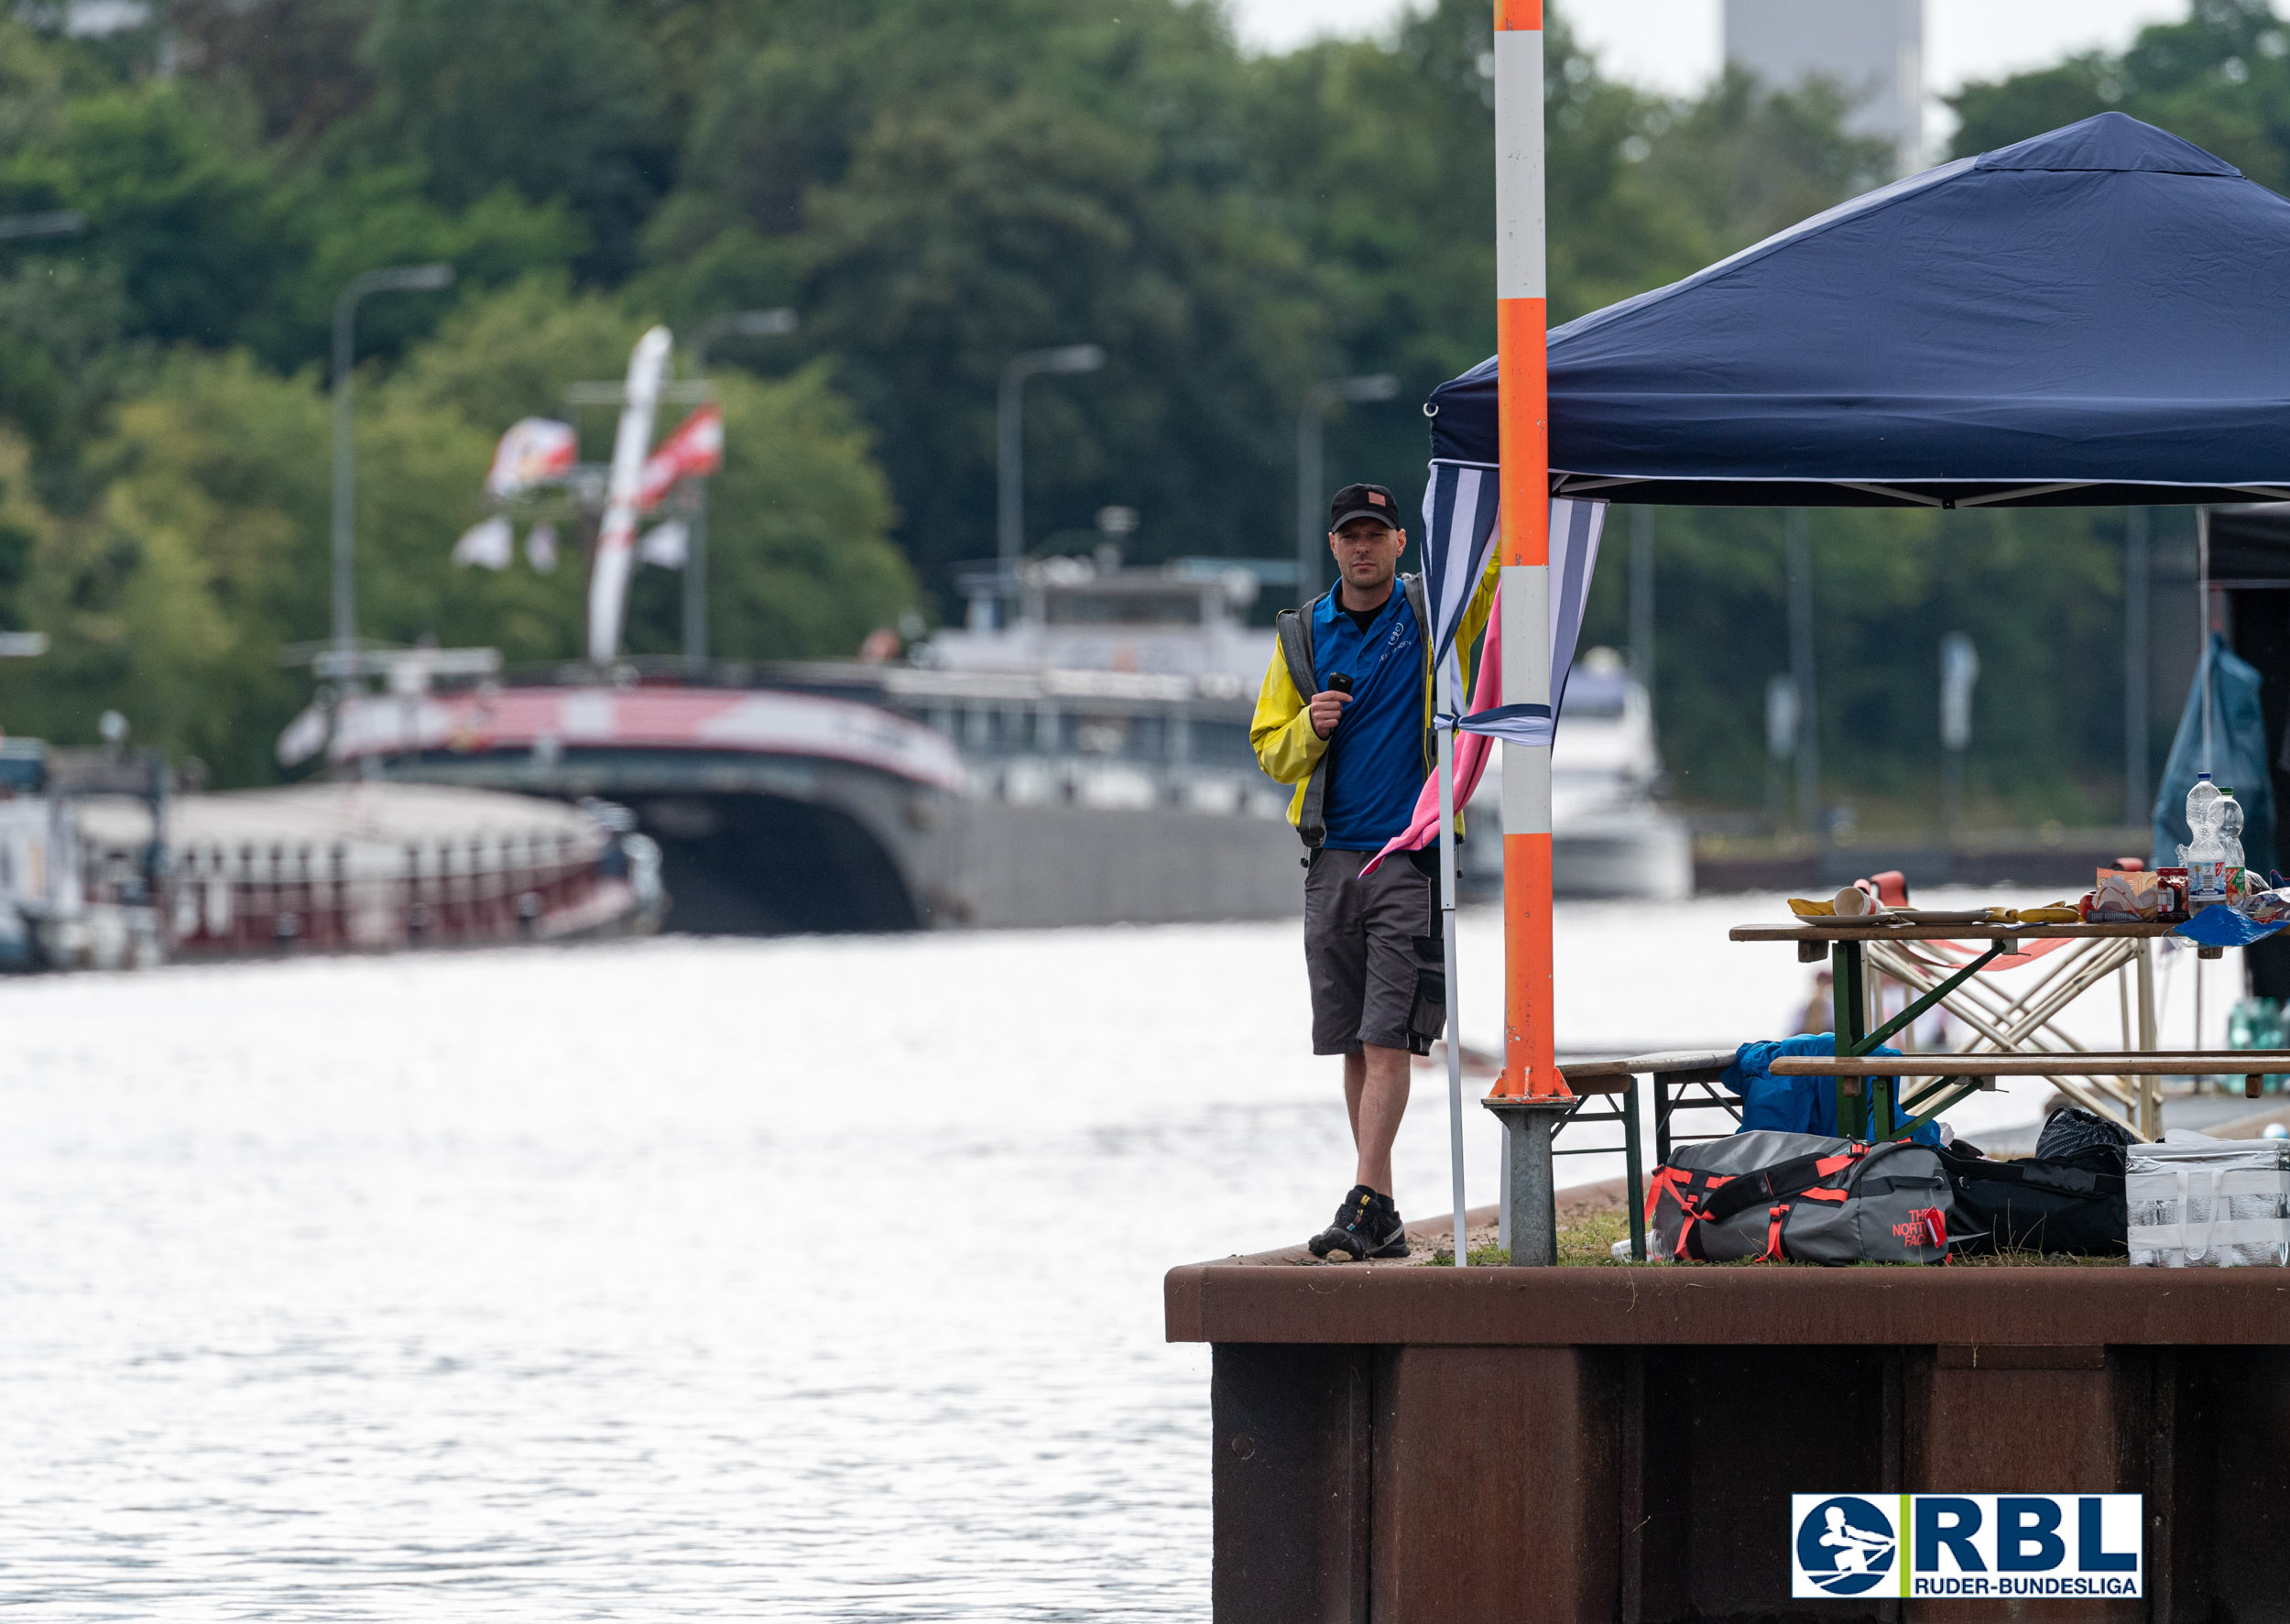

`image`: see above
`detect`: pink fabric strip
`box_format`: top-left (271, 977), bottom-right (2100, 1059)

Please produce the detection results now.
top-left (1359, 583), bottom-right (1503, 878)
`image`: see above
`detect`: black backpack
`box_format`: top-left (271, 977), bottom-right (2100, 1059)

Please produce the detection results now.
top-left (1940, 1142), bottom-right (2127, 1257)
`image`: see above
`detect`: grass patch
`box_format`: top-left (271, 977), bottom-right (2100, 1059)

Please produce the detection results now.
top-left (1426, 1210), bottom-right (1639, 1267)
top-left (1424, 1209), bottom-right (2128, 1267)
top-left (1562, 1210), bottom-right (1635, 1264)
top-left (1945, 1248), bottom-right (2126, 1266)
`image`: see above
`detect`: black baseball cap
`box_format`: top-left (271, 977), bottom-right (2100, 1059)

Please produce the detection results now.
top-left (1329, 482), bottom-right (1403, 532)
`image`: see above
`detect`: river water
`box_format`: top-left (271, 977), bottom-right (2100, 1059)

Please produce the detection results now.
top-left (0, 893), bottom-right (2209, 1618)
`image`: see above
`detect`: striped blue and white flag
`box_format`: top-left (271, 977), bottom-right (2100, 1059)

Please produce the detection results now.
top-left (1416, 461), bottom-right (1608, 744)
top-left (1419, 459), bottom-right (1503, 679)
top-left (1449, 496), bottom-right (1608, 747)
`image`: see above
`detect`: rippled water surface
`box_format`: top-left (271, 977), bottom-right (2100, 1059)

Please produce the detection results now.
top-left (0, 895), bottom-right (2114, 1617)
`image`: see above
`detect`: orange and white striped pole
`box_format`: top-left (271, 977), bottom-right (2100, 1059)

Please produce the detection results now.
top-left (1493, 0), bottom-right (1567, 1106)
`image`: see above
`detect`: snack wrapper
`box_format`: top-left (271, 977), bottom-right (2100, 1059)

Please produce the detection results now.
top-left (2089, 866), bottom-right (2160, 922)
top-left (2244, 887), bottom-right (2290, 924)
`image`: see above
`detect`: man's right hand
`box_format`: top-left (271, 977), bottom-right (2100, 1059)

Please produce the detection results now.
top-left (1308, 689), bottom-right (1350, 739)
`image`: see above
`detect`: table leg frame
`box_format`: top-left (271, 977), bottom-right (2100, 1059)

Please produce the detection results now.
top-left (1863, 937), bottom-right (2162, 1139)
top-left (2136, 939), bottom-right (2160, 1140)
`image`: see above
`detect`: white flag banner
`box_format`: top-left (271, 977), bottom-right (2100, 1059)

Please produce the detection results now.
top-left (638, 518), bottom-right (689, 569)
top-left (452, 515), bottom-right (514, 570)
top-left (587, 326), bottom-right (673, 662)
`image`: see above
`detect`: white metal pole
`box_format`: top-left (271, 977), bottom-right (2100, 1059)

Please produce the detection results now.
top-left (2196, 952), bottom-right (2206, 1084)
top-left (587, 325), bottom-right (674, 665)
top-left (1439, 662), bottom-right (1467, 1265)
top-left (2137, 939), bottom-right (2159, 1139)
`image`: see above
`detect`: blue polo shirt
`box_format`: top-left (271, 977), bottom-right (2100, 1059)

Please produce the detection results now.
top-left (1312, 587), bottom-right (1426, 850)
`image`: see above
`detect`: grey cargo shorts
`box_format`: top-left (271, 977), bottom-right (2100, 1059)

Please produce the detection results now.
top-left (1303, 845), bottom-right (1441, 1055)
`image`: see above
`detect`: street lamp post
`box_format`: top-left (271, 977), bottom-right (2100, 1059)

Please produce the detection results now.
top-left (1784, 508), bottom-right (1819, 834)
top-left (332, 263), bottom-right (453, 676)
top-left (2124, 507), bottom-right (2151, 825)
top-left (1940, 631), bottom-right (1980, 842)
top-left (1296, 374), bottom-right (1399, 602)
top-left (996, 344), bottom-right (1105, 627)
top-left (682, 309), bottom-right (798, 668)
top-left (0, 211), bottom-right (83, 243)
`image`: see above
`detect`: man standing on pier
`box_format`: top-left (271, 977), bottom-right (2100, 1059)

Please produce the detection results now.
top-left (1251, 483), bottom-right (1497, 1260)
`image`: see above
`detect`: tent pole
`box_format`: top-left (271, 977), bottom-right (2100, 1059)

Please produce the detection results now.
top-left (2198, 505), bottom-right (2212, 776)
top-left (1630, 506), bottom-right (1655, 708)
top-left (2124, 507), bottom-right (2149, 826)
top-left (1438, 669), bottom-right (1467, 1266)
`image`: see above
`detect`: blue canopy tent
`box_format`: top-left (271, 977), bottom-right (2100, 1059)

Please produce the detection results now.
top-left (1427, 113), bottom-right (2290, 509)
top-left (1412, 112), bottom-right (2290, 1172)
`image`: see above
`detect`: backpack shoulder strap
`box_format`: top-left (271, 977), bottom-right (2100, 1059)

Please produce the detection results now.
top-left (1401, 572), bottom-right (1431, 648)
top-left (1697, 1147), bottom-right (1863, 1225)
top-left (1275, 603), bottom-right (1317, 703)
top-left (1401, 572), bottom-right (1437, 774)
top-left (1276, 594), bottom-right (1329, 849)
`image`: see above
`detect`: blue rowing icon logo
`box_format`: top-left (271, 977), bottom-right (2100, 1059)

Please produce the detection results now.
top-left (1795, 1496), bottom-right (1897, 1596)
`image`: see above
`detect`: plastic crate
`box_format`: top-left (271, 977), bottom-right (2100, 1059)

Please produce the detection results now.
top-left (2127, 1132), bottom-right (2290, 1267)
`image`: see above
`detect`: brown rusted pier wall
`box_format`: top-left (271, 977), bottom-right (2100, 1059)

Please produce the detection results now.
top-left (1165, 1265), bottom-right (2290, 1623)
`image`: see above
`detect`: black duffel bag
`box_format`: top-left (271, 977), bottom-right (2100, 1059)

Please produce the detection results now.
top-left (1940, 1140), bottom-right (2127, 1257)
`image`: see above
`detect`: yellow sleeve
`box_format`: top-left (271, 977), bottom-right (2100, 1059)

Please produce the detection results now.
top-left (1453, 545), bottom-right (1502, 696)
top-left (1249, 637), bottom-right (1327, 785)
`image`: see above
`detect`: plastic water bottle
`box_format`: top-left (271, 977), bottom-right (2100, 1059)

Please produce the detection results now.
top-left (2188, 771), bottom-right (2222, 836)
top-left (2219, 788), bottom-right (2247, 877)
top-left (2189, 817), bottom-right (2230, 907)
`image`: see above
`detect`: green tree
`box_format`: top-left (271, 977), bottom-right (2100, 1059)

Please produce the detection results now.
top-left (0, 274), bottom-right (911, 779)
top-left (1950, 0), bottom-right (2290, 186)
top-left (370, 278), bottom-right (917, 671)
top-left (1633, 68), bottom-right (1893, 252)
top-left (645, 0), bottom-right (1322, 590)
top-left (0, 352), bottom-right (320, 779)
top-left (355, 0), bottom-right (672, 283)
top-left (622, 365), bottom-right (911, 660)
top-left (165, 0), bottom-right (378, 150)
top-left (0, 0), bottom-right (2183, 823)
top-left (0, 14), bottom-right (580, 374)
top-left (3, 80), bottom-right (279, 347)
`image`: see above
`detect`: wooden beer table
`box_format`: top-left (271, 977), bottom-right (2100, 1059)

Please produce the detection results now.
top-left (1728, 919), bottom-right (2192, 1141)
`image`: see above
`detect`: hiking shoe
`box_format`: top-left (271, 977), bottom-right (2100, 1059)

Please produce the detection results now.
top-left (1308, 1185), bottom-right (1409, 1261)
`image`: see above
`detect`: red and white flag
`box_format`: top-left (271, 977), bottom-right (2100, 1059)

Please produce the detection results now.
top-left (485, 418), bottom-right (578, 498)
top-left (637, 404), bottom-right (723, 509)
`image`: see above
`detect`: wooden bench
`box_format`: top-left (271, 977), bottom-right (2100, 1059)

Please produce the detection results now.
top-left (1771, 1051), bottom-right (2290, 1124)
top-left (1553, 1049), bottom-right (1743, 1259)
top-left (1771, 1052), bottom-right (2290, 1076)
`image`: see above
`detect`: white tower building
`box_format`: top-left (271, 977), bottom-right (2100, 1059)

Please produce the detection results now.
top-left (1725, 0), bottom-right (1925, 173)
